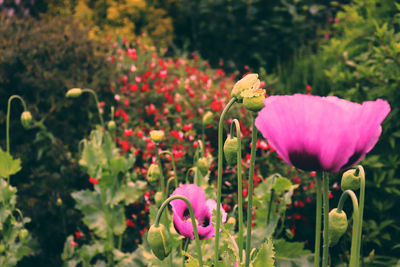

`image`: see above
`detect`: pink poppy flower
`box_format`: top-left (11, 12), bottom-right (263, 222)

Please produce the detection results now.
top-left (170, 184), bottom-right (226, 240)
top-left (255, 94), bottom-right (390, 173)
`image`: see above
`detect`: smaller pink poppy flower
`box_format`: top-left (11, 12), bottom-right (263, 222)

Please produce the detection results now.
top-left (170, 184), bottom-right (226, 240)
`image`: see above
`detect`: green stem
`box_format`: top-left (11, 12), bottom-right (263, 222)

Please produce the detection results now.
top-left (6, 95), bottom-right (28, 154)
top-left (267, 174), bottom-right (279, 225)
top-left (356, 165), bottom-right (365, 266)
top-left (231, 119), bottom-right (244, 261)
top-left (245, 115), bottom-right (258, 267)
top-left (82, 89), bottom-right (104, 127)
top-left (118, 234), bottom-right (123, 251)
top-left (155, 146), bottom-right (166, 200)
top-left (182, 238), bottom-right (190, 267)
top-left (160, 150), bottom-right (179, 188)
top-left (169, 253), bottom-right (173, 267)
top-left (214, 98), bottom-right (236, 263)
top-left (166, 176), bottom-right (176, 196)
top-left (201, 125), bottom-right (205, 152)
top-left (322, 172), bottom-right (329, 267)
top-left (337, 189), bottom-right (359, 267)
top-left (315, 175), bottom-right (322, 267)
top-left (155, 195), bottom-right (203, 267)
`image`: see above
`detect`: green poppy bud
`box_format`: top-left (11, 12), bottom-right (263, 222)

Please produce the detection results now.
top-left (149, 130), bottom-right (164, 143)
top-left (328, 208), bottom-right (348, 247)
top-left (231, 73), bottom-right (259, 102)
top-left (202, 111), bottom-right (213, 126)
top-left (20, 111), bottom-right (32, 129)
top-left (154, 192), bottom-right (163, 206)
top-left (107, 120), bottom-right (116, 131)
top-left (19, 229), bottom-right (29, 241)
top-left (147, 224), bottom-right (171, 260)
top-left (0, 243), bottom-right (5, 253)
top-left (66, 88), bottom-right (82, 98)
top-left (197, 157), bottom-right (210, 175)
top-left (241, 88), bottom-right (266, 112)
top-left (224, 137), bottom-right (239, 166)
top-left (341, 167), bottom-right (364, 191)
top-left (147, 164), bottom-right (161, 182)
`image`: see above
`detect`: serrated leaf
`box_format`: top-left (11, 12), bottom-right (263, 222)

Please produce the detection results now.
top-left (252, 238), bottom-right (275, 267)
top-left (274, 239), bottom-right (311, 259)
top-left (0, 148), bottom-right (21, 178)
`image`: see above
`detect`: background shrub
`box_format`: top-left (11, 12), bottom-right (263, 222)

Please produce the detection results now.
top-left (0, 14), bottom-right (113, 266)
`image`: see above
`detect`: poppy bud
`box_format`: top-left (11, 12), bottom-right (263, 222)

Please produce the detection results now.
top-left (328, 208), bottom-right (348, 247)
top-left (107, 120), bottom-right (116, 131)
top-left (227, 217), bottom-right (236, 227)
top-left (66, 88), bottom-right (82, 98)
top-left (241, 88), bottom-right (266, 112)
top-left (19, 229), bottom-right (28, 241)
top-left (154, 191), bottom-right (163, 206)
top-left (197, 157), bottom-right (210, 175)
top-left (224, 137), bottom-right (239, 166)
top-left (341, 167), bottom-right (364, 191)
top-left (0, 243), bottom-right (5, 253)
top-left (202, 111), bottom-right (213, 126)
top-left (231, 73), bottom-right (259, 102)
top-left (147, 164), bottom-right (161, 182)
top-left (147, 224), bottom-right (171, 260)
top-left (149, 130), bottom-right (164, 143)
top-left (20, 111), bottom-right (32, 129)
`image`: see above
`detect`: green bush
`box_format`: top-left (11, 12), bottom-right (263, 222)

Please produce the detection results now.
top-left (0, 14), bottom-right (114, 266)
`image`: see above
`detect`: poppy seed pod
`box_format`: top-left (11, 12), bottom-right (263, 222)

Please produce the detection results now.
top-left (197, 157), bottom-right (210, 176)
top-left (224, 137), bottom-right (239, 166)
top-left (19, 229), bottom-right (29, 241)
top-left (241, 88), bottom-right (266, 112)
top-left (147, 224), bottom-right (171, 260)
top-left (66, 88), bottom-right (82, 98)
top-left (147, 164), bottom-right (161, 182)
top-left (341, 167), bottom-right (364, 191)
top-left (231, 73), bottom-right (259, 102)
top-left (107, 120), bottom-right (116, 131)
top-left (328, 208), bottom-right (348, 247)
top-left (202, 111), bottom-right (213, 126)
top-left (149, 130), bottom-right (164, 143)
top-left (20, 111), bottom-right (32, 129)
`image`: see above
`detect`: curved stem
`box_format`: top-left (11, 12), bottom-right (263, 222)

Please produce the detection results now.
top-left (231, 119), bottom-right (244, 261)
top-left (214, 98), bottom-right (236, 263)
top-left (185, 168), bottom-right (195, 184)
top-left (166, 176), bottom-right (176, 196)
top-left (314, 174), bottom-right (322, 267)
top-left (322, 172), bottom-right (330, 267)
top-left (245, 115), bottom-right (258, 267)
top-left (160, 150), bottom-right (179, 188)
top-left (336, 189), bottom-right (359, 267)
top-left (6, 95), bottom-right (28, 153)
top-left (155, 195), bottom-right (203, 267)
top-left (82, 89), bottom-right (104, 127)
top-left (356, 165), bottom-right (365, 266)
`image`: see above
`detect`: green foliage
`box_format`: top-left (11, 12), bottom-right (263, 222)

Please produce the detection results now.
top-left (0, 148), bottom-right (21, 179)
top-left (63, 127), bottom-right (146, 266)
top-left (252, 238), bottom-right (275, 267)
top-left (0, 13), bottom-right (114, 266)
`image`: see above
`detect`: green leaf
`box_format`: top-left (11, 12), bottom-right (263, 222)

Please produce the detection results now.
top-left (252, 238), bottom-right (275, 267)
top-left (272, 177), bottom-right (292, 194)
top-left (274, 239), bottom-right (311, 259)
top-left (71, 190), bottom-right (107, 238)
top-left (0, 148), bottom-right (21, 178)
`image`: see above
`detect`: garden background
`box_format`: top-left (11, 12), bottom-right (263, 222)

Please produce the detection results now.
top-left (0, 0), bottom-right (399, 266)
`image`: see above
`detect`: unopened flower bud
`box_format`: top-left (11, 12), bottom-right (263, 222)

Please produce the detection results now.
top-left (231, 73), bottom-right (259, 102)
top-left (20, 111), bottom-right (32, 129)
top-left (56, 197), bottom-right (63, 206)
top-left (328, 208), bottom-right (348, 247)
top-left (66, 88), bottom-right (82, 98)
top-left (147, 164), bottom-right (161, 182)
top-left (202, 111), bottom-right (213, 126)
top-left (154, 192), bottom-right (163, 206)
top-left (241, 88), bottom-right (266, 112)
top-left (224, 137), bottom-right (239, 166)
top-left (147, 224), bottom-right (171, 260)
top-left (107, 120), bottom-right (116, 131)
top-left (341, 167), bottom-right (364, 191)
top-left (227, 217), bottom-right (236, 226)
top-left (19, 229), bottom-right (28, 241)
top-left (149, 130), bottom-right (164, 143)
top-left (197, 157), bottom-right (210, 175)
top-left (0, 243), bottom-right (5, 253)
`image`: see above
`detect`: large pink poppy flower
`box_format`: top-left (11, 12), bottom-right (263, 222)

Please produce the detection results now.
top-left (255, 94), bottom-right (390, 173)
top-left (170, 184), bottom-right (227, 240)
